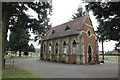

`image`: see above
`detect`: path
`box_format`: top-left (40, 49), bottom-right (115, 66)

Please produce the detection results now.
top-left (8, 57), bottom-right (118, 78)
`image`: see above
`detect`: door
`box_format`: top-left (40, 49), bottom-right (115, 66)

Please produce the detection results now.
top-left (88, 45), bottom-right (92, 62)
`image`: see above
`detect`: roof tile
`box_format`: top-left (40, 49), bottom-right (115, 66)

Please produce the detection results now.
top-left (43, 17), bottom-right (86, 40)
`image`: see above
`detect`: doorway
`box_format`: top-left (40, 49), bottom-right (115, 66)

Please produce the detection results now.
top-left (88, 45), bottom-right (92, 62)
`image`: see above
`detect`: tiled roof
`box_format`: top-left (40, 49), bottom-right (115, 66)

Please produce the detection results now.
top-left (43, 17), bottom-right (86, 40)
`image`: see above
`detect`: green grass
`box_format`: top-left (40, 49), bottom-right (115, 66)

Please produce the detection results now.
top-left (2, 65), bottom-right (39, 79)
top-left (99, 56), bottom-right (119, 61)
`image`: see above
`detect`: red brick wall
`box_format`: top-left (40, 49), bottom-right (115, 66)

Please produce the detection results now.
top-left (82, 17), bottom-right (97, 64)
top-left (41, 17), bottom-right (97, 64)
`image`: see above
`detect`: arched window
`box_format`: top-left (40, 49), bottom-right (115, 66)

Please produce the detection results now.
top-left (55, 43), bottom-right (59, 54)
top-left (49, 44), bottom-right (52, 54)
top-left (63, 42), bottom-right (67, 54)
top-left (72, 40), bottom-right (77, 54)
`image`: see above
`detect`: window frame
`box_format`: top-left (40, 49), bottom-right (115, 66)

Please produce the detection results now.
top-left (63, 42), bottom-right (67, 54)
top-left (72, 40), bottom-right (77, 54)
top-left (87, 29), bottom-right (91, 38)
top-left (55, 43), bottom-right (59, 55)
top-left (49, 44), bottom-right (52, 54)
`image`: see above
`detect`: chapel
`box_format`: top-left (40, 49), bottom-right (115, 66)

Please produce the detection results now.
top-left (40, 13), bottom-right (99, 64)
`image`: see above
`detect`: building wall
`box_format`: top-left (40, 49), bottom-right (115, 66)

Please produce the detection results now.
top-left (41, 35), bottom-right (81, 64)
top-left (82, 17), bottom-right (97, 64)
top-left (40, 17), bottom-right (98, 64)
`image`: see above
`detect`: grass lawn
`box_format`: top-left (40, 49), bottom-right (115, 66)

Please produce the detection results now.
top-left (99, 56), bottom-right (119, 61)
top-left (2, 65), bottom-right (40, 80)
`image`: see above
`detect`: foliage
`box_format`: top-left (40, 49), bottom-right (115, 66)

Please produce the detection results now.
top-left (5, 40), bottom-right (10, 51)
top-left (9, 28), bottom-right (30, 52)
top-left (71, 7), bottom-right (85, 19)
top-left (28, 44), bottom-right (35, 52)
top-left (2, 1), bottom-right (52, 54)
top-left (24, 52), bottom-right (29, 56)
top-left (95, 20), bottom-right (107, 42)
top-left (86, 2), bottom-right (120, 42)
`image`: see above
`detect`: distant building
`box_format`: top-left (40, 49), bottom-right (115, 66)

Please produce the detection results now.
top-left (103, 51), bottom-right (111, 54)
top-left (104, 50), bottom-right (119, 54)
top-left (111, 50), bottom-right (119, 54)
top-left (40, 14), bottom-right (98, 64)
top-left (35, 48), bottom-right (40, 54)
top-left (35, 48), bottom-right (40, 57)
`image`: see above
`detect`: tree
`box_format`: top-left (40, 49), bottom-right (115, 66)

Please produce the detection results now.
top-left (9, 28), bottom-right (30, 57)
top-left (23, 44), bottom-right (35, 57)
top-left (2, 2), bottom-right (52, 39)
top-left (28, 44), bottom-right (35, 52)
top-left (24, 51), bottom-right (29, 57)
top-left (8, 13), bottom-right (31, 57)
top-left (86, 2), bottom-right (120, 42)
top-left (2, 1), bottom-right (52, 68)
top-left (71, 7), bottom-right (85, 19)
top-left (96, 20), bottom-right (107, 62)
top-left (86, 2), bottom-right (120, 62)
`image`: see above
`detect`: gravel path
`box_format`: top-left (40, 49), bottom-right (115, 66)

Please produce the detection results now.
top-left (8, 57), bottom-right (118, 78)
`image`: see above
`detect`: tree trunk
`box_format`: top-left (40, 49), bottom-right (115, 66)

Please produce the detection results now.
top-left (0, 2), bottom-right (3, 70)
top-left (0, 30), bottom-right (2, 67)
top-left (102, 40), bottom-right (104, 63)
top-left (19, 51), bottom-right (21, 57)
top-left (2, 10), bottom-right (10, 69)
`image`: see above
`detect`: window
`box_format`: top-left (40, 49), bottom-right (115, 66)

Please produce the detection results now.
top-left (49, 44), bottom-right (52, 54)
top-left (63, 42), bottom-right (67, 54)
top-left (55, 43), bottom-right (59, 54)
top-left (87, 30), bottom-right (91, 38)
top-left (52, 30), bottom-right (55, 34)
top-left (72, 40), bottom-right (77, 54)
top-left (65, 25), bottom-right (70, 31)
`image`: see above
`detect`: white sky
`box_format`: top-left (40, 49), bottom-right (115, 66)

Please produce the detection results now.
top-left (8, 0), bottom-right (117, 51)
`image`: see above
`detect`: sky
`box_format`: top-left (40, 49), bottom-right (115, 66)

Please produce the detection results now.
top-left (23, 0), bottom-right (117, 51)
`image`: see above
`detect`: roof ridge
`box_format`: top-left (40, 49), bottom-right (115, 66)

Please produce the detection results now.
top-left (43, 16), bottom-right (88, 40)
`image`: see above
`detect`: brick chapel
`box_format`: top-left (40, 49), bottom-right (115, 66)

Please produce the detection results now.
top-left (40, 13), bottom-right (99, 64)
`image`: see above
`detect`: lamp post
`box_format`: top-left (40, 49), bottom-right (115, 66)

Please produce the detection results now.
top-left (101, 39), bottom-right (104, 63)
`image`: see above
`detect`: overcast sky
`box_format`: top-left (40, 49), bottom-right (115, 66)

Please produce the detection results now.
top-left (28, 0), bottom-right (117, 51)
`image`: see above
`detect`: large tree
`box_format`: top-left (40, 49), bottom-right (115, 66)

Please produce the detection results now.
top-left (95, 20), bottom-right (107, 62)
top-left (8, 12), bottom-right (31, 57)
top-left (9, 28), bottom-right (30, 57)
top-left (2, 1), bottom-right (52, 68)
top-left (86, 2), bottom-right (120, 42)
top-left (86, 2), bottom-right (120, 62)
top-left (2, 2), bottom-right (52, 41)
